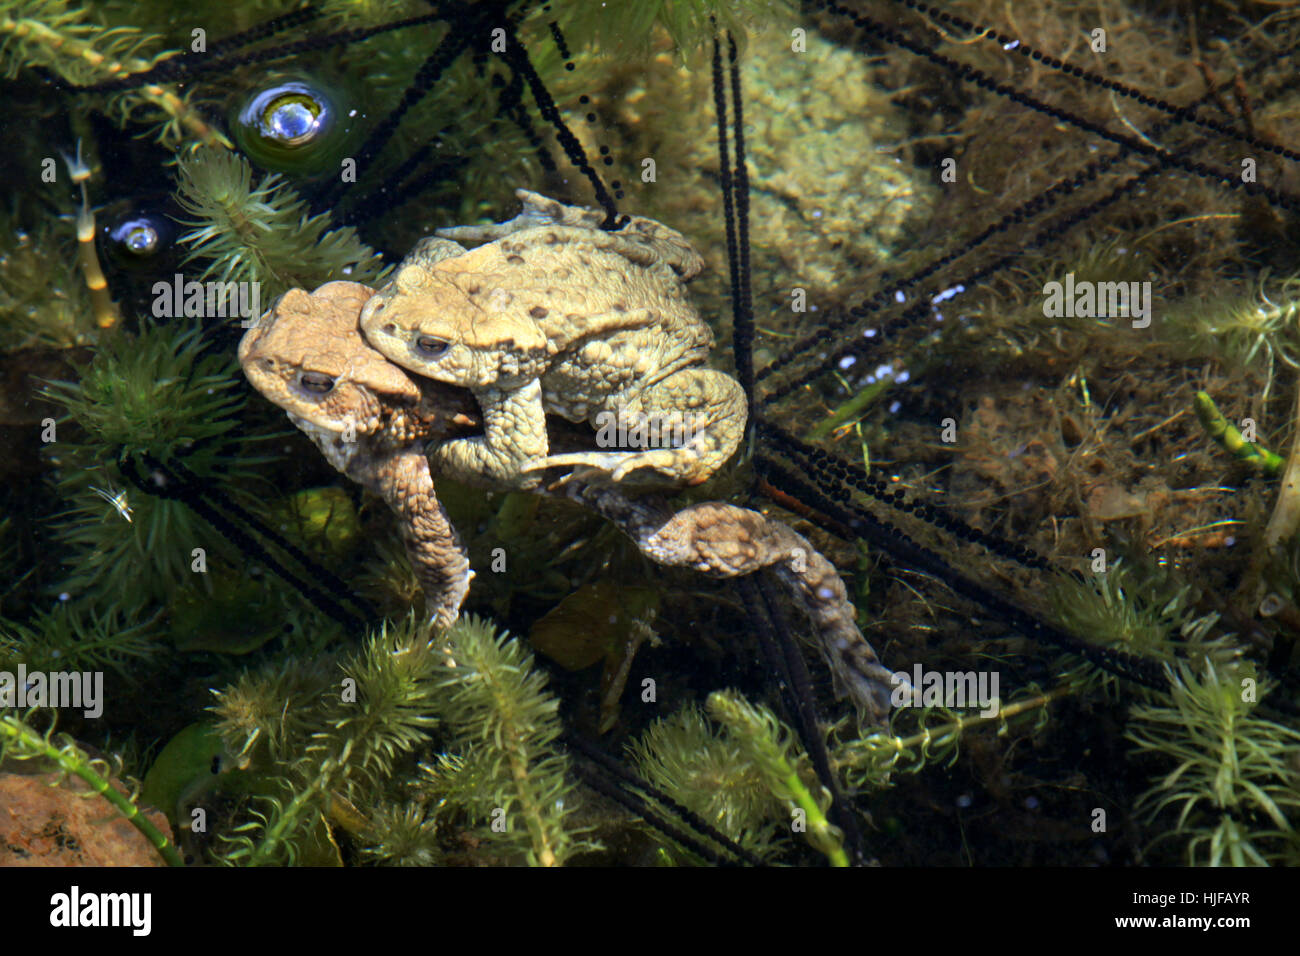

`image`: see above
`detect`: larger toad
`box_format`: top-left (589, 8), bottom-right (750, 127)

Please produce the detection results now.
top-left (242, 281), bottom-right (898, 722)
top-left (358, 189), bottom-right (747, 489)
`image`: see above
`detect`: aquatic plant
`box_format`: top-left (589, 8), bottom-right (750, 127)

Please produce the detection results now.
top-left (706, 690), bottom-right (848, 866)
top-left (421, 616), bottom-right (593, 866)
top-left (1046, 562), bottom-right (1243, 695)
top-left (0, 212), bottom-right (90, 350)
top-left (212, 618), bottom-right (442, 866)
top-left (3, 0), bottom-right (1300, 869)
top-left (38, 320), bottom-right (270, 609)
top-left (0, 0), bottom-right (228, 146)
top-left (209, 615), bottom-right (592, 866)
top-left (1170, 276), bottom-right (1300, 405)
top-left (0, 604), bottom-right (163, 675)
top-left (175, 147), bottom-right (388, 296)
top-left (629, 702), bottom-right (784, 859)
top-left (39, 320), bottom-right (247, 466)
top-left (836, 685), bottom-right (1066, 793)
top-left (1194, 390), bottom-right (1284, 476)
top-left (210, 656), bottom-right (336, 771)
top-left (1127, 662), bottom-right (1300, 866)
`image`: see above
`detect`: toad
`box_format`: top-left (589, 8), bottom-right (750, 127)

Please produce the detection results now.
top-left (358, 189), bottom-right (747, 489)
top-left (242, 281), bottom-right (898, 721)
top-left (238, 280), bottom-right (478, 627)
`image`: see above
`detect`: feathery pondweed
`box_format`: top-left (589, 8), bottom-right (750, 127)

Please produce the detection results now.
top-left (1127, 662), bottom-right (1300, 866)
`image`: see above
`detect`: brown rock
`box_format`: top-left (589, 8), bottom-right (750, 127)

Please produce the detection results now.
top-left (0, 772), bottom-right (172, 867)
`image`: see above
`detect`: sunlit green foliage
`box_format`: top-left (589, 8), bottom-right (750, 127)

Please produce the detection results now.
top-left (209, 615), bottom-right (593, 867)
top-left (1128, 662), bottom-right (1300, 866)
top-left (176, 147), bottom-right (388, 296)
top-left (630, 702), bottom-right (783, 858)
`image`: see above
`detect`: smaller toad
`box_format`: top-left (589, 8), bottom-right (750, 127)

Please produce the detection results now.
top-left (238, 280), bottom-right (478, 626)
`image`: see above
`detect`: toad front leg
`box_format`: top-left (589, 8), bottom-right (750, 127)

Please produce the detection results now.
top-left (353, 447), bottom-right (472, 628)
top-left (531, 367), bottom-right (748, 485)
top-left (428, 379), bottom-right (551, 489)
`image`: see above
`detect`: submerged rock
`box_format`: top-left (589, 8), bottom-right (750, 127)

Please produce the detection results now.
top-left (0, 771), bottom-right (171, 867)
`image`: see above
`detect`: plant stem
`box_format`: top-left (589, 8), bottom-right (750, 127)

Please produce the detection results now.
top-left (1193, 391), bottom-right (1283, 475)
top-left (0, 713), bottom-right (184, 867)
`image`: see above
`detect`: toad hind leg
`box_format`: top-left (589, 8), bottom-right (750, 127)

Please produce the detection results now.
top-left (429, 379), bottom-right (550, 488)
top-left (438, 190), bottom-right (704, 278)
top-left (648, 502), bottom-right (902, 724)
top-left (528, 368), bottom-right (747, 484)
top-left (550, 485), bottom-right (899, 724)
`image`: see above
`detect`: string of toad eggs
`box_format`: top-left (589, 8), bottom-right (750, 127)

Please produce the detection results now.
top-left (542, 4), bottom-right (625, 202)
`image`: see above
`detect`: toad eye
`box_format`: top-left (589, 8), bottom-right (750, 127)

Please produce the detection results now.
top-left (415, 335), bottom-right (450, 358)
top-left (299, 371), bottom-right (335, 394)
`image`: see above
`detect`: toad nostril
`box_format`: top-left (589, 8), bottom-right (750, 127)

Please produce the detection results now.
top-left (383, 323), bottom-right (396, 335)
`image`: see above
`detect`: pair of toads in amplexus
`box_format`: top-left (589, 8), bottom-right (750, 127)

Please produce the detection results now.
top-left (239, 189), bottom-right (904, 723)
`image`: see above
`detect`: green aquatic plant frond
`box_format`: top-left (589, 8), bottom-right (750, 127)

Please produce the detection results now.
top-left (1194, 390), bottom-right (1285, 475)
top-left (175, 147), bottom-right (389, 297)
top-left (432, 615), bottom-right (593, 866)
top-left (1173, 274), bottom-right (1300, 369)
top-left (36, 319), bottom-right (269, 610)
top-left (357, 800), bottom-right (445, 867)
top-left (315, 0), bottom-right (429, 28)
top-left (836, 685), bottom-right (1065, 793)
top-left (1127, 661), bottom-right (1300, 866)
top-left (0, 604), bottom-right (163, 675)
top-left (212, 624), bottom-right (442, 868)
top-left (416, 749), bottom-right (492, 815)
top-left (217, 743), bottom-right (350, 867)
top-left (0, 0), bottom-right (170, 84)
top-left (629, 702), bottom-right (782, 859)
top-left (1046, 561), bottom-right (1242, 695)
top-left (210, 656), bottom-right (337, 767)
top-left (49, 491), bottom-right (231, 612)
top-left (706, 689), bottom-right (847, 866)
top-left (304, 617), bottom-right (442, 798)
top-left (0, 0), bottom-right (226, 147)
top-left (205, 617), bottom-right (460, 866)
top-left (213, 616), bottom-right (593, 867)
top-left (38, 320), bottom-right (249, 468)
